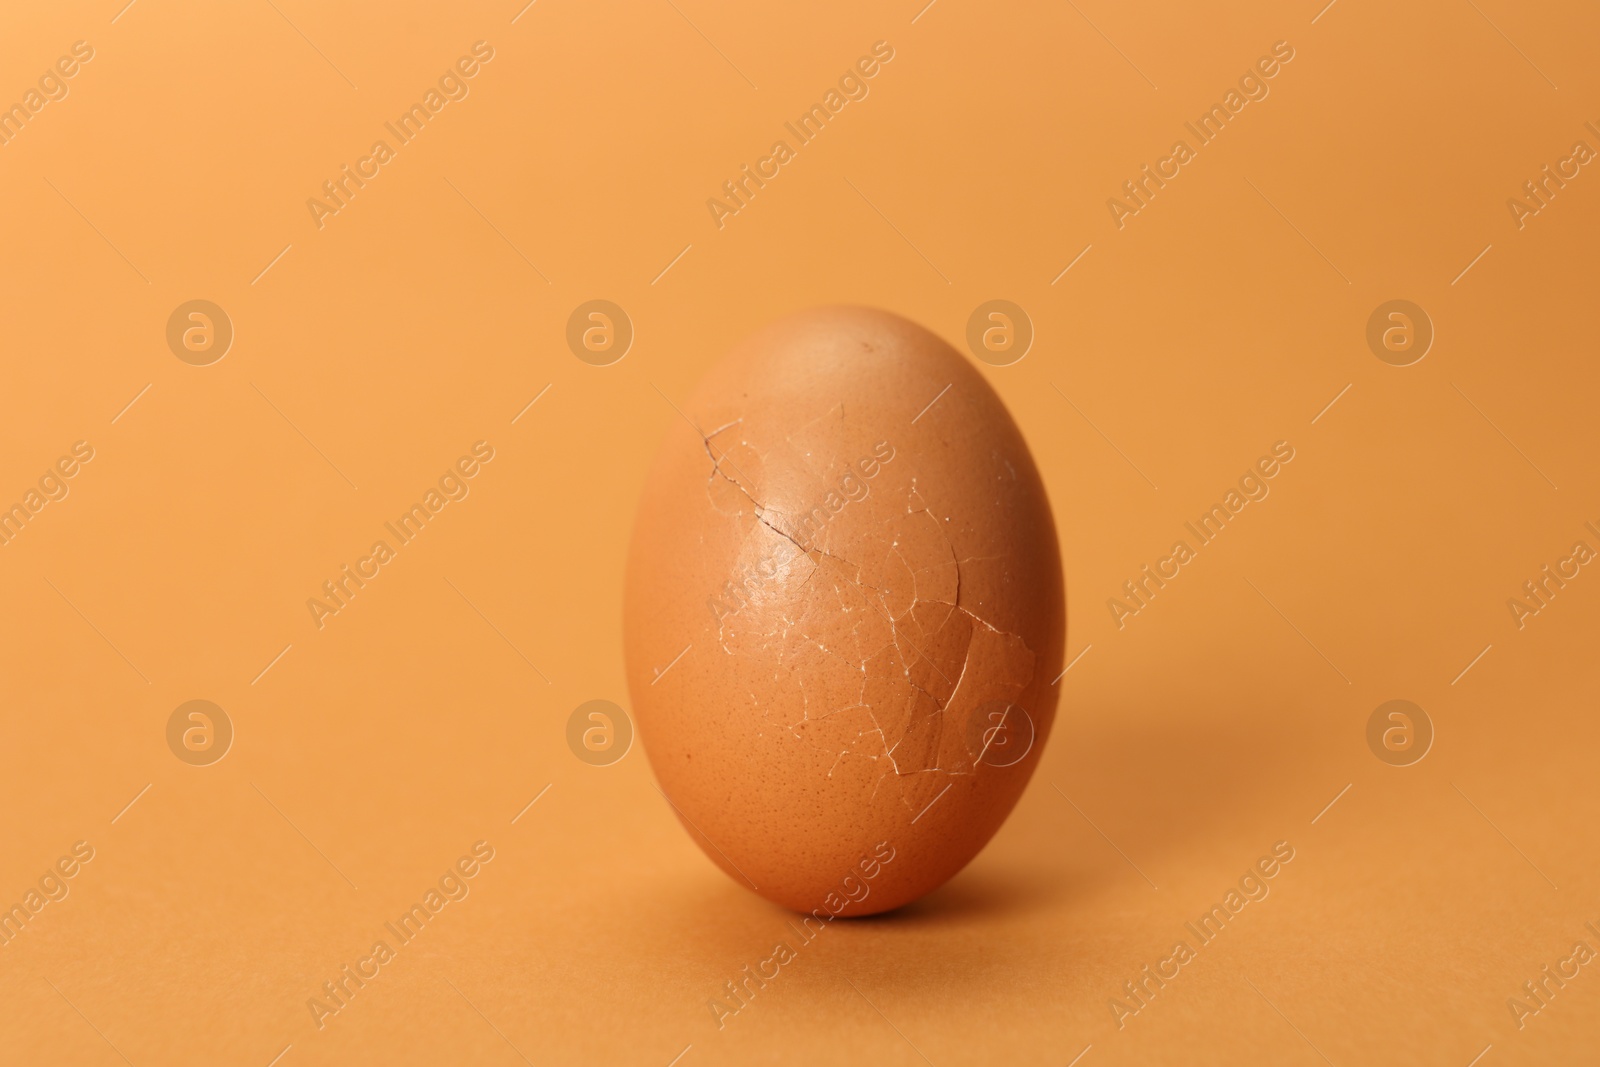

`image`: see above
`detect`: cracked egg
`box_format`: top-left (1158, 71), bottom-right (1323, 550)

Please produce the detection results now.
top-left (625, 306), bottom-right (1064, 915)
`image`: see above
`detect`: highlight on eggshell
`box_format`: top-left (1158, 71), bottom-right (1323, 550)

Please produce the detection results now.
top-left (624, 306), bottom-right (1065, 916)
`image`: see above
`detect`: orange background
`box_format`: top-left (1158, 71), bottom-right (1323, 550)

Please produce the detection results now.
top-left (2, 0), bottom-right (1598, 1064)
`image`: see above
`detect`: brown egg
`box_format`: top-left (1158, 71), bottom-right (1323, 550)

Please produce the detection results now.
top-left (624, 307), bottom-right (1064, 916)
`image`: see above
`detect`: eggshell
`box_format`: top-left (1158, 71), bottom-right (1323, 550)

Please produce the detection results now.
top-left (624, 306), bottom-right (1064, 915)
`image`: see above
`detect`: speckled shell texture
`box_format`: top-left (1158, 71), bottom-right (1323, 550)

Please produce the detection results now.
top-left (624, 307), bottom-right (1064, 916)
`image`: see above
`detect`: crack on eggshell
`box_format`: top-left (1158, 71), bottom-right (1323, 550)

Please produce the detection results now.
top-left (691, 416), bottom-right (1038, 817)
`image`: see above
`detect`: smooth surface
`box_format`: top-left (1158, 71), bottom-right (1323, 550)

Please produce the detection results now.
top-left (1, 1), bottom-right (1597, 1064)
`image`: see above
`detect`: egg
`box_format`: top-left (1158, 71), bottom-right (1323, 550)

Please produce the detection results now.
top-left (624, 306), bottom-right (1064, 915)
